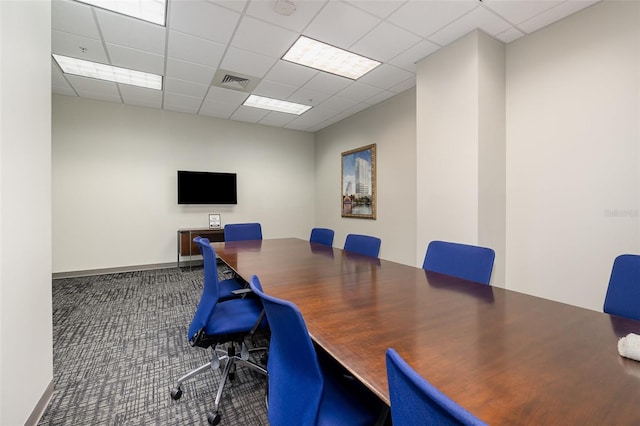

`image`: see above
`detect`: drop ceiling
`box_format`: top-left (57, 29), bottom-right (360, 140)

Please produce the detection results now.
top-left (52, 0), bottom-right (599, 132)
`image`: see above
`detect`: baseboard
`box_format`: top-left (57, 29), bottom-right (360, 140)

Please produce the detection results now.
top-left (52, 260), bottom-right (204, 279)
top-left (24, 380), bottom-right (54, 426)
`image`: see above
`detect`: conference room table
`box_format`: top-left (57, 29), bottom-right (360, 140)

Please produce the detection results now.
top-left (212, 238), bottom-right (640, 425)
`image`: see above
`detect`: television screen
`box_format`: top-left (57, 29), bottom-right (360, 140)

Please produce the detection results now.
top-left (177, 170), bottom-right (237, 204)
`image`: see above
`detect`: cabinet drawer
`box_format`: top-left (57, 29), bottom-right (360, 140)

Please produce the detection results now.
top-left (179, 229), bottom-right (224, 256)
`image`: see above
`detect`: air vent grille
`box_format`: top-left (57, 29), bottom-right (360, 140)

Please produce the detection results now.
top-left (211, 69), bottom-right (260, 93)
top-left (221, 74), bottom-right (250, 89)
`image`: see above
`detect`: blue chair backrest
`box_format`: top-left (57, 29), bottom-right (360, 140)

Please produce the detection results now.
top-left (249, 275), bottom-right (323, 425)
top-left (224, 222), bottom-right (262, 242)
top-left (188, 237), bottom-right (221, 342)
top-left (422, 240), bottom-right (495, 285)
top-left (310, 228), bottom-right (334, 247)
top-left (344, 234), bottom-right (381, 258)
top-left (386, 348), bottom-right (486, 426)
top-left (604, 254), bottom-right (640, 321)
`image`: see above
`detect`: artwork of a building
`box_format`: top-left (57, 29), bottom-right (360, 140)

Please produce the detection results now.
top-left (355, 157), bottom-right (371, 197)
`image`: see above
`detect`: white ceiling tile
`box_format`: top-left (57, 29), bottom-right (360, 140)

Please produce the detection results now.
top-left (299, 105), bottom-right (341, 122)
top-left (357, 64), bottom-right (414, 90)
top-left (65, 74), bottom-right (122, 101)
top-left (483, 1), bottom-right (565, 25)
top-left (317, 96), bottom-right (359, 112)
top-left (170, 0), bottom-right (240, 44)
top-left (53, 86), bottom-right (78, 97)
top-left (119, 85), bottom-right (163, 109)
top-left (313, 114), bottom-right (347, 130)
top-left (231, 16), bottom-right (299, 58)
top-left (304, 2), bottom-right (381, 49)
top-left (389, 40), bottom-right (440, 72)
top-left (285, 119), bottom-right (316, 131)
top-left (496, 27), bottom-right (525, 44)
top-left (284, 114), bottom-right (328, 131)
top-left (518, 0), bottom-right (599, 34)
top-left (163, 92), bottom-right (203, 114)
top-left (286, 106), bottom-right (343, 130)
top-left (164, 77), bottom-right (209, 98)
top-left (106, 43), bottom-right (165, 74)
top-left (52, 0), bottom-right (100, 38)
top-left (253, 79), bottom-right (299, 99)
top-left (52, 0), bottom-right (603, 132)
top-left (199, 98), bottom-right (238, 119)
top-left (351, 22), bottom-right (422, 63)
top-left (302, 73), bottom-right (352, 96)
top-left (336, 102), bottom-right (372, 118)
top-left (52, 30), bottom-right (109, 63)
top-left (345, 0), bottom-right (405, 19)
top-left (220, 47), bottom-right (278, 78)
top-left (336, 81), bottom-right (384, 103)
top-left (263, 60), bottom-right (317, 87)
top-left (207, 0), bottom-right (248, 13)
top-left (258, 111), bottom-right (298, 127)
top-left (165, 58), bottom-right (216, 85)
top-left (363, 89), bottom-right (396, 105)
top-left (388, 0), bottom-right (478, 39)
top-left (389, 78), bottom-right (416, 94)
top-left (167, 30), bottom-right (226, 68)
top-left (428, 7), bottom-right (512, 47)
top-left (246, 0), bottom-right (326, 32)
top-left (204, 85), bottom-right (249, 104)
top-left (230, 105), bottom-right (271, 124)
top-left (288, 87), bottom-right (330, 106)
top-left (95, 9), bottom-right (166, 55)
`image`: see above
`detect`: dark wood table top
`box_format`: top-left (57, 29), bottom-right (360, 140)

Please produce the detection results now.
top-left (212, 238), bottom-right (640, 425)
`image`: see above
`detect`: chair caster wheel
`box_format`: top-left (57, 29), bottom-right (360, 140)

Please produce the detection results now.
top-left (170, 387), bottom-right (182, 400)
top-left (207, 411), bottom-right (221, 425)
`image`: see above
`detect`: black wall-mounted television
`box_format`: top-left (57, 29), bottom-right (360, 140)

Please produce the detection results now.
top-left (177, 170), bottom-right (237, 205)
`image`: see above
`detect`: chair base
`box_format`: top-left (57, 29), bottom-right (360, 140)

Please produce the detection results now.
top-left (170, 340), bottom-right (267, 424)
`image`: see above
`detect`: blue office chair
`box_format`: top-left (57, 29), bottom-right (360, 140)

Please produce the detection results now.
top-left (603, 254), bottom-right (640, 321)
top-left (386, 348), bottom-right (486, 426)
top-left (422, 240), bottom-right (495, 285)
top-left (344, 233), bottom-right (381, 258)
top-left (224, 222), bottom-right (262, 242)
top-left (310, 227), bottom-right (335, 247)
top-left (192, 236), bottom-right (243, 300)
top-left (249, 275), bottom-right (383, 425)
top-left (170, 238), bottom-right (267, 425)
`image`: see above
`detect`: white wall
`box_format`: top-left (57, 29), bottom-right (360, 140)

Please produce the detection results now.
top-left (478, 33), bottom-right (506, 287)
top-left (314, 89), bottom-right (417, 265)
top-left (52, 95), bottom-right (315, 273)
top-left (415, 30), bottom-right (506, 285)
top-left (505, 1), bottom-right (640, 310)
top-left (0, 0), bottom-right (53, 424)
top-left (416, 33), bottom-right (479, 260)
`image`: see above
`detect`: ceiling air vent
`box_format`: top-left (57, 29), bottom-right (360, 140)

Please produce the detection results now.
top-left (211, 69), bottom-right (260, 93)
top-left (221, 74), bottom-right (250, 89)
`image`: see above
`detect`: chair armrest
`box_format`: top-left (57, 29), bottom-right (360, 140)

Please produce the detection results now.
top-left (231, 288), bottom-right (253, 295)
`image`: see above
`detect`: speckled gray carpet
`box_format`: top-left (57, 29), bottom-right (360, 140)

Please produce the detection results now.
top-left (39, 266), bottom-right (269, 425)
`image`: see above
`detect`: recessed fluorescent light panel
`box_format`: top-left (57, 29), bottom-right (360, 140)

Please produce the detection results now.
top-left (282, 36), bottom-right (380, 80)
top-left (53, 54), bottom-right (163, 90)
top-left (74, 0), bottom-right (166, 25)
top-left (243, 95), bottom-right (311, 115)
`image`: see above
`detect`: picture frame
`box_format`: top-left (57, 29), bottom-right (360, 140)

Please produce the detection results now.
top-left (341, 144), bottom-right (376, 219)
top-left (209, 213), bottom-right (221, 229)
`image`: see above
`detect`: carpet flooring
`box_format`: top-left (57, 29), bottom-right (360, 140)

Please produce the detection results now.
top-left (39, 266), bottom-right (269, 425)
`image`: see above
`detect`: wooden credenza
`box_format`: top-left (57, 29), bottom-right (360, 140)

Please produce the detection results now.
top-left (177, 228), bottom-right (224, 268)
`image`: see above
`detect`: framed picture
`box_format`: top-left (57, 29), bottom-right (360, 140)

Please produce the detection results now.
top-left (341, 144), bottom-right (376, 219)
top-left (209, 213), bottom-right (221, 229)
